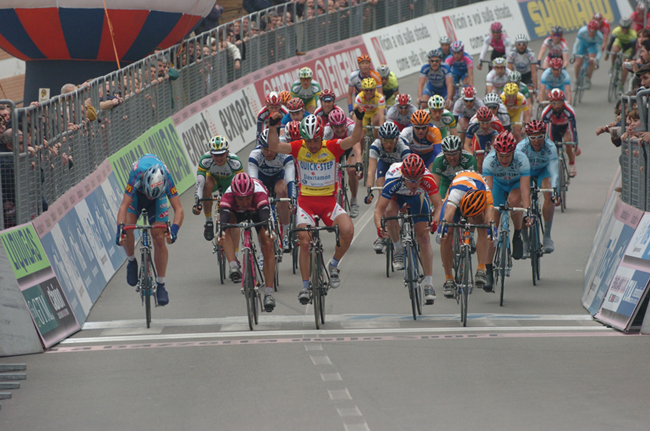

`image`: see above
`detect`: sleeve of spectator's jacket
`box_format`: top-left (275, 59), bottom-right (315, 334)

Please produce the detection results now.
top-left (168, 67), bottom-right (179, 81)
top-left (227, 42), bottom-right (242, 61)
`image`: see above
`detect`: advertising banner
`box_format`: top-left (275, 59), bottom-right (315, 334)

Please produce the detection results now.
top-left (0, 224), bottom-right (79, 347)
top-left (431, 1), bottom-right (530, 55)
top-left (595, 263), bottom-right (650, 331)
top-left (108, 118), bottom-right (194, 194)
top-left (517, 0), bottom-right (622, 41)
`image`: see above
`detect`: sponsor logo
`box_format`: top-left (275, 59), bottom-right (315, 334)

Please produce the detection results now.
top-left (217, 90), bottom-right (257, 146)
top-left (180, 112), bottom-right (216, 167)
top-left (152, 180), bottom-right (164, 188)
top-left (442, 16), bottom-right (457, 41)
top-left (519, 0), bottom-right (617, 38)
top-left (159, 211), bottom-right (169, 218)
top-left (370, 37), bottom-right (387, 64)
top-left (609, 294), bottom-right (619, 303)
top-left (126, 184), bottom-right (133, 194)
top-left (170, 186), bottom-right (177, 195)
top-left (318, 153), bottom-right (328, 159)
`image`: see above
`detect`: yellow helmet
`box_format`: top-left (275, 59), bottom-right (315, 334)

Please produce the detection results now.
top-left (361, 77), bottom-right (377, 90)
top-left (503, 82), bottom-right (519, 96)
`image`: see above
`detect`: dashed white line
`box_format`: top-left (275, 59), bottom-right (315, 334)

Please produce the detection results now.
top-left (321, 372), bottom-right (343, 381)
top-left (328, 388), bottom-right (352, 400)
top-left (337, 406), bottom-right (363, 417)
top-left (311, 355), bottom-right (332, 365)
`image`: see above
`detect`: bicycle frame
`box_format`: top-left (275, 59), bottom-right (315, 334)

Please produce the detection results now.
top-left (493, 202), bottom-right (527, 306)
top-left (529, 180), bottom-right (553, 285)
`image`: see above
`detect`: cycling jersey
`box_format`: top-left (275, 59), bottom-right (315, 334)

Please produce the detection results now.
top-left (452, 98), bottom-right (485, 119)
top-left (611, 26), bottom-right (638, 54)
top-left (466, 115), bottom-right (503, 152)
top-left (386, 104), bottom-right (417, 131)
top-left (632, 10), bottom-right (650, 32)
top-left (500, 93), bottom-right (528, 122)
top-left (220, 178), bottom-right (270, 215)
top-left (290, 79), bottom-right (322, 106)
top-left (420, 63), bottom-right (452, 97)
top-left (480, 33), bottom-right (512, 60)
top-left (542, 37), bottom-right (569, 58)
top-left (314, 106), bottom-right (344, 126)
top-left (540, 102), bottom-right (578, 144)
top-left (482, 149), bottom-right (530, 207)
top-left (381, 162), bottom-right (438, 223)
top-left (349, 69), bottom-right (383, 94)
top-left (515, 81), bottom-right (531, 99)
top-left (400, 125), bottom-right (443, 167)
top-left (507, 48), bottom-right (536, 75)
top-left (355, 91), bottom-right (386, 127)
top-left (323, 118), bottom-right (355, 140)
top-left (126, 154), bottom-right (178, 199)
top-left (486, 69), bottom-right (509, 93)
top-left (442, 170), bottom-right (493, 210)
top-left (430, 110), bottom-right (457, 139)
top-left (257, 106), bottom-right (289, 139)
top-left (431, 151), bottom-right (478, 197)
top-left (516, 138), bottom-right (559, 190)
top-left (290, 139), bottom-right (346, 196)
top-left (445, 53), bottom-right (473, 82)
top-left (540, 68), bottom-right (571, 92)
top-left (369, 136), bottom-right (411, 177)
top-left (383, 72), bottom-right (399, 104)
top-left (597, 18), bottom-right (611, 38)
top-left (281, 111), bottom-right (309, 127)
top-left (574, 26), bottom-right (604, 60)
top-left (248, 146), bottom-right (296, 197)
top-left (195, 152), bottom-right (244, 200)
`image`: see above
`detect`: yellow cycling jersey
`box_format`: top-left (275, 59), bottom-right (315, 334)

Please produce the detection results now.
top-left (355, 91), bottom-right (386, 113)
top-left (289, 139), bottom-right (346, 196)
top-left (500, 92), bottom-right (528, 121)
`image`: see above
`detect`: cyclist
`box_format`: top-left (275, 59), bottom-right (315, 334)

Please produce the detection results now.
top-left (478, 22), bottom-right (512, 69)
top-left (428, 95), bottom-right (458, 139)
top-left (484, 131), bottom-right (532, 287)
top-left (281, 97), bottom-right (309, 130)
top-left (364, 122), bottom-right (411, 257)
top-left (486, 57), bottom-right (510, 94)
top-left (437, 171), bottom-right (494, 294)
top-left (218, 172), bottom-right (277, 312)
top-left (452, 86), bottom-right (485, 138)
top-left (605, 17), bottom-right (637, 92)
top-left (500, 82), bottom-right (529, 141)
top-left (465, 106), bottom-right (503, 171)
top-left (507, 34), bottom-right (538, 89)
top-left (439, 35), bottom-right (452, 59)
top-left (377, 64), bottom-right (399, 107)
top-left (257, 91), bottom-right (289, 139)
top-left (400, 110), bottom-right (443, 171)
top-left (268, 111), bottom-right (365, 302)
top-left (418, 49), bottom-right (453, 110)
top-left (314, 89), bottom-right (343, 126)
top-left (354, 77), bottom-right (386, 140)
top-left (445, 40), bottom-right (474, 88)
top-left (248, 129), bottom-right (296, 250)
top-left (516, 120), bottom-right (560, 255)
top-left (592, 12), bottom-right (611, 52)
top-left (348, 54), bottom-right (383, 113)
top-left (484, 92), bottom-right (511, 132)
top-left (281, 120), bottom-right (302, 143)
top-left (431, 135), bottom-right (478, 199)
top-left (507, 70), bottom-right (533, 122)
top-left (538, 25), bottom-right (570, 69)
top-left (632, 2), bottom-right (650, 32)
top-left (116, 154), bottom-right (184, 306)
top-left (540, 89), bottom-right (578, 177)
top-left (373, 154), bottom-right (443, 304)
top-left (539, 57), bottom-right (572, 104)
top-left (386, 93), bottom-right (418, 132)
top-left (323, 109), bottom-right (363, 218)
top-left (573, 19), bottom-right (604, 90)
top-left (290, 67), bottom-right (322, 113)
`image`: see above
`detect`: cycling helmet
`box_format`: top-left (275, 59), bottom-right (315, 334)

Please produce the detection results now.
top-left (459, 189), bottom-right (487, 217)
top-left (320, 89), bottom-right (335, 102)
top-left (287, 97), bottom-right (305, 112)
top-left (524, 120), bottom-right (547, 136)
top-left (279, 90), bottom-right (291, 104)
top-left (514, 34), bottom-right (529, 44)
top-left (266, 91), bottom-right (281, 106)
top-left (258, 128), bottom-right (269, 148)
top-left (231, 172), bottom-right (255, 197)
top-left (439, 35), bottom-right (451, 45)
top-left (491, 22), bottom-right (503, 32)
top-left (551, 25), bottom-right (563, 35)
top-left (492, 57), bottom-right (507, 68)
top-left (411, 110), bottom-right (431, 126)
top-left (476, 106), bottom-right (493, 122)
top-left (450, 40), bottom-right (464, 53)
top-left (507, 70), bottom-right (522, 83)
top-left (299, 115), bottom-right (324, 140)
top-left (428, 49), bottom-right (443, 59)
top-left (299, 67), bottom-right (313, 79)
top-left (328, 108), bottom-right (347, 126)
top-left (483, 93), bottom-right (501, 108)
top-left (637, 1), bottom-right (645, 12)
top-left (441, 135), bottom-right (463, 153)
top-left (463, 86), bottom-right (476, 101)
top-left (378, 122), bottom-right (400, 139)
top-left (593, 12), bottom-right (603, 22)
top-left (401, 154), bottom-right (426, 180)
top-left (286, 121), bottom-right (302, 140)
top-left (503, 82), bottom-right (519, 96)
top-left (357, 54), bottom-right (371, 63)
top-left (493, 130), bottom-right (517, 153)
top-left (587, 19), bottom-right (599, 31)
top-left (209, 135), bottom-right (229, 154)
top-left (548, 88), bottom-right (566, 101)
top-left (428, 95), bottom-right (445, 110)
top-left (621, 16), bottom-right (633, 28)
top-left (397, 93), bottom-right (412, 106)
top-left (142, 165), bottom-right (168, 199)
top-left (361, 77), bottom-right (377, 90)
top-left (549, 57), bottom-right (563, 69)
top-left (377, 64), bottom-right (391, 78)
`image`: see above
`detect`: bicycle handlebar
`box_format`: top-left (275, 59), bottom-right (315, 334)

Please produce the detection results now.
top-left (291, 224), bottom-right (341, 247)
top-left (195, 196), bottom-right (220, 212)
top-left (219, 220), bottom-right (270, 232)
top-left (441, 220), bottom-right (494, 230)
top-left (493, 205), bottom-right (528, 213)
top-left (381, 212), bottom-right (432, 230)
top-left (122, 223), bottom-right (169, 231)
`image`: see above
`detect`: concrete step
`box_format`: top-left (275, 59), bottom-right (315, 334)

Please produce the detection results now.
top-left (0, 373), bottom-right (26, 381)
top-left (0, 392), bottom-right (11, 400)
top-left (0, 382), bottom-right (19, 390)
top-left (0, 364), bottom-right (26, 372)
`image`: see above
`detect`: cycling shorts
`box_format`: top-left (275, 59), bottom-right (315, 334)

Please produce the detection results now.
top-left (423, 83), bottom-right (447, 98)
top-left (411, 151), bottom-right (436, 169)
top-left (128, 192), bottom-right (169, 224)
top-left (207, 173), bottom-right (233, 194)
top-left (304, 97), bottom-right (318, 110)
top-left (258, 171), bottom-right (285, 193)
top-left (471, 134), bottom-right (494, 153)
top-left (297, 194), bottom-right (346, 227)
top-left (227, 210), bottom-right (269, 234)
top-left (530, 167), bottom-right (550, 184)
top-left (451, 72), bottom-right (468, 85)
top-left (394, 193), bottom-right (431, 224)
top-left (550, 124), bottom-right (569, 143)
top-left (575, 41), bottom-right (599, 56)
top-left (363, 108), bottom-right (382, 127)
top-left (491, 180), bottom-right (520, 207)
top-left (377, 159), bottom-right (392, 178)
top-left (521, 72), bottom-right (533, 86)
top-left (612, 39), bottom-right (635, 56)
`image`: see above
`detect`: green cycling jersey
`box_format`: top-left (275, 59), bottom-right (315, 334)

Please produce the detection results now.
top-left (431, 150), bottom-right (478, 198)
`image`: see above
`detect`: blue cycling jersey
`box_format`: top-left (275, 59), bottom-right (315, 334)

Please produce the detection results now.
top-left (126, 154), bottom-right (178, 199)
top-left (540, 68), bottom-right (571, 91)
top-left (482, 149), bottom-right (530, 186)
top-left (281, 111), bottom-right (309, 127)
top-left (419, 63), bottom-right (452, 89)
top-left (516, 138), bottom-right (559, 190)
top-left (445, 53), bottom-right (473, 78)
top-left (573, 27), bottom-right (604, 61)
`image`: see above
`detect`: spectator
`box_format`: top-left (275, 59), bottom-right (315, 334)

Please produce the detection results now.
top-left (213, 33), bottom-right (242, 70)
top-left (60, 83), bottom-right (76, 95)
top-left (195, 2), bottom-right (224, 36)
top-left (0, 129), bottom-right (31, 228)
top-left (233, 20), bottom-right (247, 61)
top-left (596, 99), bottom-right (623, 147)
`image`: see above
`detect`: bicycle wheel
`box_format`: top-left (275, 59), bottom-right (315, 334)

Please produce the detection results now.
top-left (414, 245), bottom-right (423, 316)
top-left (530, 220), bottom-right (539, 286)
top-left (217, 243), bottom-right (226, 285)
top-left (460, 247), bottom-right (471, 326)
top-left (452, 228), bottom-right (463, 284)
top-left (310, 248), bottom-right (321, 329)
top-left (499, 233), bottom-right (507, 307)
top-left (318, 256), bottom-right (326, 325)
top-left (142, 249), bottom-right (152, 328)
top-left (243, 251), bottom-right (255, 331)
top-left (385, 239), bottom-right (393, 278)
top-left (558, 156), bottom-right (567, 213)
top-left (404, 244), bottom-right (418, 320)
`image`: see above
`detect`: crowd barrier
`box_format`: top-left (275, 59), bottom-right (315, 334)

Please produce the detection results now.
top-left (0, 0), bottom-right (637, 356)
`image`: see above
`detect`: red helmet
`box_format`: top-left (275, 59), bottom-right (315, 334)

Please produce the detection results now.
top-left (593, 12), bottom-right (603, 22)
top-left (319, 89), bottom-right (335, 102)
top-left (493, 131), bottom-right (517, 154)
top-left (549, 57), bottom-right (563, 69)
top-left (286, 121), bottom-right (302, 140)
top-left (491, 22), bottom-right (503, 32)
top-left (396, 93), bottom-right (412, 106)
top-left (401, 154), bottom-right (426, 180)
top-left (231, 172), bottom-right (256, 197)
top-left (463, 86), bottom-right (476, 100)
top-left (476, 106), bottom-right (493, 122)
top-left (587, 19), bottom-right (599, 31)
top-left (328, 108), bottom-right (347, 126)
top-left (266, 92), bottom-right (281, 106)
top-left (287, 97), bottom-right (305, 112)
top-left (525, 120), bottom-right (547, 135)
top-left (548, 88), bottom-right (566, 101)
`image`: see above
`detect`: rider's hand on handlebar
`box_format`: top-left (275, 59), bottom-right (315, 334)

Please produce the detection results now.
top-left (377, 227), bottom-right (388, 239)
top-left (437, 222), bottom-right (448, 238)
top-left (115, 223), bottom-right (125, 246)
top-left (192, 203), bottom-right (202, 215)
top-left (364, 192), bottom-right (374, 205)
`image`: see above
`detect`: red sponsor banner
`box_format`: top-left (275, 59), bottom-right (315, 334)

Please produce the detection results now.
top-left (442, 16), bottom-right (457, 41)
top-left (370, 37), bottom-right (387, 64)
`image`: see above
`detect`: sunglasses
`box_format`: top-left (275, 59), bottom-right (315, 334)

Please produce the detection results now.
top-left (552, 33), bottom-right (562, 37)
top-left (398, 105), bottom-right (409, 110)
top-left (529, 135), bottom-right (545, 140)
top-left (492, 30), bottom-right (502, 34)
top-left (444, 151), bottom-right (461, 156)
top-left (404, 177), bottom-right (421, 184)
top-left (414, 126), bottom-right (428, 130)
top-left (429, 59), bottom-right (440, 63)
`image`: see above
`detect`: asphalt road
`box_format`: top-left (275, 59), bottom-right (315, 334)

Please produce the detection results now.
top-left (2, 32), bottom-right (650, 431)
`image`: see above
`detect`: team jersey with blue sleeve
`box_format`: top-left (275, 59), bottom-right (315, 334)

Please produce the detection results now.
top-left (419, 63), bottom-right (452, 89)
top-left (125, 154), bottom-right (178, 199)
top-left (281, 111), bottom-right (309, 127)
top-left (573, 27), bottom-right (604, 60)
top-left (516, 138), bottom-right (559, 189)
top-left (540, 68), bottom-right (571, 91)
top-left (248, 146), bottom-right (296, 180)
top-left (481, 149), bottom-right (530, 186)
top-left (369, 137), bottom-right (411, 164)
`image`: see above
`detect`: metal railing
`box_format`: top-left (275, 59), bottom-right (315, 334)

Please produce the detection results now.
top-left (620, 91), bottom-right (650, 211)
top-left (0, 0), bottom-right (485, 230)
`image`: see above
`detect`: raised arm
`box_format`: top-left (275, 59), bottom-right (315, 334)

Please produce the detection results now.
top-left (268, 112), bottom-right (293, 154)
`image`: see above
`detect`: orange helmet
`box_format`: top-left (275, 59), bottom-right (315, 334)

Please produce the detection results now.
top-left (411, 110), bottom-right (431, 126)
top-left (459, 189), bottom-right (488, 217)
top-left (357, 54), bottom-right (371, 63)
top-left (278, 90), bottom-right (291, 104)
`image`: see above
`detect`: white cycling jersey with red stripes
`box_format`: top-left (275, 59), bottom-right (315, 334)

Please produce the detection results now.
top-left (323, 118), bottom-right (355, 140)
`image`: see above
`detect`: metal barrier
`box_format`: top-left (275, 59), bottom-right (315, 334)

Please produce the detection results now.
top-left (620, 91), bottom-right (649, 211)
top-left (1, 0), bottom-right (486, 230)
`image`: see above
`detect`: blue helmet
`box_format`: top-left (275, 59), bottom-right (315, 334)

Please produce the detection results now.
top-left (378, 122), bottom-right (400, 139)
top-left (142, 164), bottom-right (167, 199)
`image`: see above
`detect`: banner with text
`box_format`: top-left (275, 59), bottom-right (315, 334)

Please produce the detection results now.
top-left (431, 1), bottom-right (530, 55)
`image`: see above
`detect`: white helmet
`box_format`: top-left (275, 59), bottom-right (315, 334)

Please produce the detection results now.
top-left (514, 34), bottom-right (529, 44)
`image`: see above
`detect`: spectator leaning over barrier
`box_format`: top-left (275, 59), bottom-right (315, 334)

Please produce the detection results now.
top-left (620, 108), bottom-right (643, 142)
top-left (596, 100), bottom-right (623, 147)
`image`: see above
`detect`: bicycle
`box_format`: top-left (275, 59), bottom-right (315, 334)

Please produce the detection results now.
top-left (553, 139), bottom-right (574, 212)
top-left (268, 196), bottom-right (293, 291)
top-left (122, 210), bottom-right (170, 329)
top-left (382, 210), bottom-right (431, 320)
top-left (291, 217), bottom-right (340, 329)
top-left (196, 195), bottom-right (227, 285)
top-left (219, 219), bottom-right (271, 331)
top-left (570, 53), bottom-right (595, 104)
top-left (606, 51), bottom-right (630, 103)
top-left (528, 180), bottom-right (554, 286)
top-left (337, 157), bottom-right (357, 213)
top-left (493, 200), bottom-right (527, 306)
top-left (367, 186), bottom-right (394, 278)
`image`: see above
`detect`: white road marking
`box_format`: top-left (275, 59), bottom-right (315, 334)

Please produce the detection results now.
top-left (305, 344), bottom-right (323, 351)
top-left (328, 388), bottom-right (352, 400)
top-left (344, 423), bottom-right (370, 431)
top-left (311, 355), bottom-right (332, 365)
top-left (322, 373), bottom-right (343, 381)
top-left (338, 407), bottom-right (363, 417)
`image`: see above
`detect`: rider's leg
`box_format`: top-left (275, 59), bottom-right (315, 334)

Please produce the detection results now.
top-left (259, 227), bottom-right (276, 290)
top-left (332, 213), bottom-right (354, 261)
top-left (574, 56), bottom-right (583, 81)
top-left (274, 179), bottom-right (291, 225)
top-left (587, 52), bottom-right (597, 79)
top-left (415, 221), bottom-right (433, 278)
top-left (347, 154), bottom-right (359, 201)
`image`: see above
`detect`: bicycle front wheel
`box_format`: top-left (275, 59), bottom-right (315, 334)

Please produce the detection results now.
top-left (311, 249), bottom-right (321, 329)
top-left (141, 249), bottom-right (153, 328)
top-left (498, 234), bottom-right (508, 307)
top-left (217, 244), bottom-right (226, 285)
top-left (243, 251), bottom-right (255, 331)
top-left (385, 239), bottom-right (393, 278)
top-left (530, 220), bottom-right (539, 286)
top-left (460, 247), bottom-right (471, 326)
top-left (559, 157), bottom-right (567, 213)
